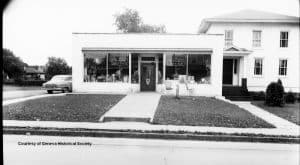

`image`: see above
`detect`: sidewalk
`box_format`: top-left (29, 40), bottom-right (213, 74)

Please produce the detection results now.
top-left (3, 119), bottom-right (300, 137)
top-left (233, 101), bottom-right (299, 129)
top-left (100, 93), bottom-right (161, 122)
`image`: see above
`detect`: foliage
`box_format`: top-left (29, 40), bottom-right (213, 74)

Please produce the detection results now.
top-left (45, 57), bottom-right (71, 80)
top-left (140, 24), bottom-right (166, 33)
top-left (15, 80), bottom-right (46, 86)
top-left (285, 91), bottom-right (296, 104)
top-left (265, 79), bottom-right (285, 107)
top-left (3, 48), bottom-right (27, 79)
top-left (114, 8), bottom-right (166, 33)
top-left (251, 91), bottom-right (266, 101)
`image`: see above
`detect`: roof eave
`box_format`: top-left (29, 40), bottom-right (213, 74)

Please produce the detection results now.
top-left (204, 18), bottom-right (299, 23)
top-left (198, 19), bottom-right (211, 34)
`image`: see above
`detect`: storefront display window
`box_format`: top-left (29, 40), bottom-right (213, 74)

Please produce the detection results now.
top-left (84, 52), bottom-right (129, 83)
top-left (165, 53), bottom-right (211, 84)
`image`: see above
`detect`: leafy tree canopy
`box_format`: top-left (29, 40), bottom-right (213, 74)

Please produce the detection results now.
top-left (114, 8), bottom-right (166, 33)
top-left (3, 48), bottom-right (27, 79)
top-left (45, 57), bottom-right (71, 80)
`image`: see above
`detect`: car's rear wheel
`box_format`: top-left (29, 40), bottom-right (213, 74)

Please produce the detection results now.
top-left (47, 90), bottom-right (53, 94)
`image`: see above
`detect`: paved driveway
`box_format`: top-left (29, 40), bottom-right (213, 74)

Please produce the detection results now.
top-left (3, 89), bottom-right (47, 101)
top-left (3, 85), bottom-right (66, 101)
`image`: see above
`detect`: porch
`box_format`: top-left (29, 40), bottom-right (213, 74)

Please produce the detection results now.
top-left (222, 46), bottom-right (252, 100)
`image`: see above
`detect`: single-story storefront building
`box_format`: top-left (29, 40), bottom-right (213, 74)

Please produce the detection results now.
top-left (72, 33), bottom-right (225, 96)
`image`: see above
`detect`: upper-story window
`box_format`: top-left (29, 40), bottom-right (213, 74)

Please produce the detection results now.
top-left (279, 59), bottom-right (287, 76)
top-left (280, 31), bottom-right (288, 47)
top-left (252, 30), bottom-right (262, 47)
top-left (225, 30), bottom-right (233, 47)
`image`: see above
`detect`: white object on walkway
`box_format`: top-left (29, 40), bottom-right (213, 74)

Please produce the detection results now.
top-left (99, 92), bottom-right (161, 122)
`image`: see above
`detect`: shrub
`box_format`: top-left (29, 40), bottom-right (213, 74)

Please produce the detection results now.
top-left (285, 92), bottom-right (296, 104)
top-left (15, 80), bottom-right (46, 86)
top-left (265, 79), bottom-right (285, 107)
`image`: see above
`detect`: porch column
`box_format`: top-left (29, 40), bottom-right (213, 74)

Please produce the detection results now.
top-left (129, 53), bottom-right (132, 83)
top-left (163, 53), bottom-right (166, 83)
top-left (240, 56), bottom-right (248, 86)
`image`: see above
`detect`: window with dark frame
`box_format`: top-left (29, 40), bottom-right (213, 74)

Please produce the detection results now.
top-left (280, 31), bottom-right (288, 47)
top-left (254, 58), bottom-right (263, 76)
top-left (165, 54), bottom-right (211, 84)
top-left (83, 52), bottom-right (129, 83)
top-left (279, 59), bottom-right (287, 76)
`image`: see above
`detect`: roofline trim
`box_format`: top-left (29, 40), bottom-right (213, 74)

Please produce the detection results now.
top-left (204, 18), bottom-right (299, 23)
top-left (72, 32), bottom-right (223, 36)
top-left (82, 47), bottom-right (213, 54)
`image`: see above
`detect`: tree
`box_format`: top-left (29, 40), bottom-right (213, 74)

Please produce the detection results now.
top-left (3, 48), bottom-right (27, 79)
top-left (45, 57), bottom-right (71, 80)
top-left (114, 8), bottom-right (166, 33)
top-left (140, 24), bottom-right (166, 33)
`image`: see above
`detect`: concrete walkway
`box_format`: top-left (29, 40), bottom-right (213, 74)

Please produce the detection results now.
top-left (233, 101), bottom-right (300, 130)
top-left (100, 93), bottom-right (161, 123)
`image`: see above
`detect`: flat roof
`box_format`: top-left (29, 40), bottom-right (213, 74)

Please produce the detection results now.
top-left (73, 33), bottom-right (224, 51)
top-left (72, 32), bottom-right (223, 36)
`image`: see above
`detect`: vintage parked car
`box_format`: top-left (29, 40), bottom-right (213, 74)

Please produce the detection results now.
top-left (42, 75), bottom-right (72, 94)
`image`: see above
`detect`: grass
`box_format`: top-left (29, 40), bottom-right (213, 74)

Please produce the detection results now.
top-left (153, 96), bottom-right (274, 128)
top-left (252, 101), bottom-right (300, 125)
top-left (2, 94), bottom-right (125, 122)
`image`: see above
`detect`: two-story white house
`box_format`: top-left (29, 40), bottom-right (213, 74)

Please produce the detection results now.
top-left (199, 9), bottom-right (300, 93)
top-left (72, 9), bottom-right (299, 96)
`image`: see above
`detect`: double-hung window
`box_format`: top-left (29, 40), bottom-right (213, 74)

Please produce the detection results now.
top-left (225, 30), bottom-right (233, 47)
top-left (254, 58), bottom-right (263, 76)
top-left (253, 30), bottom-right (262, 47)
top-left (280, 31), bottom-right (288, 47)
top-left (279, 59), bottom-right (287, 76)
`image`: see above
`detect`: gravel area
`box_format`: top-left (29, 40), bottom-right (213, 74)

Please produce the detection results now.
top-left (153, 96), bottom-right (275, 128)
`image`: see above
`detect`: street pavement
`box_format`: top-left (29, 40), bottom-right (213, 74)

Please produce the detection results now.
top-left (3, 134), bottom-right (299, 165)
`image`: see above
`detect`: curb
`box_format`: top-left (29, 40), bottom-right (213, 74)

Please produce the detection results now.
top-left (3, 126), bottom-right (300, 144)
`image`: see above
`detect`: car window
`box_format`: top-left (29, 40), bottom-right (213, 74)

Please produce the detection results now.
top-left (51, 76), bottom-right (72, 81)
top-left (65, 77), bottom-right (72, 81)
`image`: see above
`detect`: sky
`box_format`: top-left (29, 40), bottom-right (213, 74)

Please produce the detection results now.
top-left (3, 0), bottom-right (299, 66)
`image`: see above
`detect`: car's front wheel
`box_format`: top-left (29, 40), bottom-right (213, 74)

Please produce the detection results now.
top-left (62, 87), bottom-right (69, 93)
top-left (47, 90), bottom-right (53, 94)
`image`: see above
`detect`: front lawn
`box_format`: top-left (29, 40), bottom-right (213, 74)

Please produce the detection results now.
top-left (3, 94), bottom-right (125, 122)
top-left (252, 101), bottom-right (300, 125)
top-left (153, 96), bottom-right (274, 128)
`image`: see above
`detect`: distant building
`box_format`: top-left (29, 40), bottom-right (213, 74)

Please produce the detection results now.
top-left (24, 66), bottom-right (46, 80)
